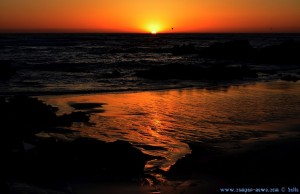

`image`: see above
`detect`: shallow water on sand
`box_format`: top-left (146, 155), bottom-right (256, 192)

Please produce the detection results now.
top-left (41, 80), bottom-right (300, 172)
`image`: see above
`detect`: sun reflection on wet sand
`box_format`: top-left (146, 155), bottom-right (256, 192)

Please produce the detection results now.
top-left (41, 81), bottom-right (300, 172)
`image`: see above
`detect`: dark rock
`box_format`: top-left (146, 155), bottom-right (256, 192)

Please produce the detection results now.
top-left (168, 143), bottom-right (220, 176)
top-left (0, 96), bottom-right (91, 130)
top-left (7, 182), bottom-right (70, 194)
top-left (171, 44), bottom-right (198, 55)
top-left (168, 139), bottom-right (300, 186)
top-left (6, 137), bottom-right (152, 183)
top-left (207, 64), bottom-right (258, 79)
top-left (69, 102), bottom-right (106, 114)
top-left (0, 96), bottom-right (90, 152)
top-left (1, 96), bottom-right (58, 136)
top-left (69, 102), bottom-right (105, 110)
top-left (257, 41), bottom-right (300, 64)
top-left (42, 127), bottom-right (78, 134)
top-left (0, 60), bottom-right (16, 80)
top-left (199, 40), bottom-right (300, 65)
top-left (136, 63), bottom-right (257, 80)
top-left (200, 40), bottom-right (254, 60)
top-left (281, 75), bottom-right (300, 82)
top-left (71, 138), bottom-right (150, 176)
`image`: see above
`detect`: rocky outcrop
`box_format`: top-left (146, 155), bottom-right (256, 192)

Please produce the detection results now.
top-left (199, 40), bottom-right (254, 60)
top-left (0, 96), bottom-right (90, 152)
top-left (281, 74), bottom-right (300, 82)
top-left (10, 137), bottom-right (152, 180)
top-left (0, 96), bottom-right (155, 193)
top-left (257, 41), bottom-right (300, 64)
top-left (199, 40), bottom-right (300, 65)
top-left (3, 137), bottom-right (155, 193)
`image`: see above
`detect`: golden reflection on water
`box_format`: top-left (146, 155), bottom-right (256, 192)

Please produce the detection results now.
top-left (42, 81), bottom-right (300, 171)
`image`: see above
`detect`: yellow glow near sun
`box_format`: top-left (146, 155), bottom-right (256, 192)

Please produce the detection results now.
top-left (146, 23), bottom-right (162, 34)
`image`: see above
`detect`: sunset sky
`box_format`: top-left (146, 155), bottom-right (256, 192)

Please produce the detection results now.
top-left (1, 0), bottom-right (300, 33)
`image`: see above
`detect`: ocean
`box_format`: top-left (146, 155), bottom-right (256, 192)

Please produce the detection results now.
top-left (1, 33), bottom-right (300, 95)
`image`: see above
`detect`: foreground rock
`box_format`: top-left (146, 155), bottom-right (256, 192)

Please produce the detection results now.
top-left (0, 96), bottom-right (156, 193)
top-left (0, 96), bottom-right (91, 156)
top-left (3, 137), bottom-right (155, 193)
top-left (7, 137), bottom-right (152, 179)
top-left (136, 63), bottom-right (257, 80)
top-left (168, 139), bottom-right (300, 187)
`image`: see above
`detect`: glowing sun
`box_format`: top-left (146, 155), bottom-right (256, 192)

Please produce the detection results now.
top-left (145, 22), bottom-right (161, 34)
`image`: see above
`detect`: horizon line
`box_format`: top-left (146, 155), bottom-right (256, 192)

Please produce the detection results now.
top-left (1, 31), bottom-right (300, 34)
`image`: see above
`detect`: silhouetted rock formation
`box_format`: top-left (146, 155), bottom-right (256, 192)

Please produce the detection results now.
top-left (70, 138), bottom-right (153, 176)
top-left (0, 96), bottom-right (90, 152)
top-left (69, 102), bottom-right (106, 114)
top-left (199, 40), bottom-right (300, 65)
top-left (0, 96), bottom-right (156, 192)
top-left (3, 137), bottom-right (155, 193)
top-left (281, 74), bottom-right (300, 82)
top-left (200, 40), bottom-right (254, 60)
top-left (11, 137), bottom-right (152, 179)
top-left (0, 60), bottom-right (15, 80)
top-left (136, 63), bottom-right (257, 80)
top-left (168, 139), bottom-right (300, 186)
top-left (257, 41), bottom-right (300, 64)
top-left (171, 44), bottom-right (198, 55)
top-left (69, 102), bottom-right (105, 110)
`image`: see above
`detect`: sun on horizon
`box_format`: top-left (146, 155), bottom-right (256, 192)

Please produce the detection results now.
top-left (145, 23), bottom-right (163, 34)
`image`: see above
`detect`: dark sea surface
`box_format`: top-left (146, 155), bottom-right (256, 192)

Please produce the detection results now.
top-left (1, 33), bottom-right (300, 95)
top-left (1, 33), bottom-right (300, 184)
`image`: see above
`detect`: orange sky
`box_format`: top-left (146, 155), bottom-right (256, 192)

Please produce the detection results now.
top-left (1, 0), bottom-right (300, 33)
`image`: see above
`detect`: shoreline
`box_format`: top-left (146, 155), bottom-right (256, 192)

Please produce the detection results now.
top-left (1, 77), bottom-right (298, 97)
top-left (2, 80), bottom-right (300, 193)
top-left (0, 78), bottom-right (261, 97)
